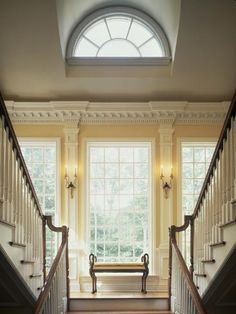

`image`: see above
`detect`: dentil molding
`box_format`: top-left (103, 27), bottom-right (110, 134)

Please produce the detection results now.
top-left (5, 100), bottom-right (229, 125)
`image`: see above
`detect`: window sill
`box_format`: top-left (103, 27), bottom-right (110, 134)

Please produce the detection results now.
top-left (66, 57), bottom-right (172, 78)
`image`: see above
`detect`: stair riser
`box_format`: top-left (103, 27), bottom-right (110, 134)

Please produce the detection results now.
top-left (70, 299), bottom-right (169, 311)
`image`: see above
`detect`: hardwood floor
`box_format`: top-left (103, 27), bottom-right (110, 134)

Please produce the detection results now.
top-left (70, 291), bottom-right (169, 299)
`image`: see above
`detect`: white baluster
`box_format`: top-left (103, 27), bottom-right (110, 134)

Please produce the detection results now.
top-left (3, 128), bottom-right (9, 222)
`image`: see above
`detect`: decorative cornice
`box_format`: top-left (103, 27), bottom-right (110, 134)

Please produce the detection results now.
top-left (5, 100), bottom-right (229, 125)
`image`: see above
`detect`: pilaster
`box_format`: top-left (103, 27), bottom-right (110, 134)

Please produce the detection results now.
top-left (157, 123), bottom-right (174, 280)
top-left (64, 123), bottom-right (80, 291)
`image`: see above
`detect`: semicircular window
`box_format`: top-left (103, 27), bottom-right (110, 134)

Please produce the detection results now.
top-left (67, 7), bottom-right (171, 64)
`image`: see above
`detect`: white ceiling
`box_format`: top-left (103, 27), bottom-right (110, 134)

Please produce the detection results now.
top-left (0, 0), bottom-right (235, 102)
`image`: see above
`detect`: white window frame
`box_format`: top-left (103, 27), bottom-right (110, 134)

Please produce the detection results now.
top-left (18, 137), bottom-right (61, 225)
top-left (177, 137), bottom-right (217, 226)
top-left (66, 6), bottom-right (171, 66)
top-left (177, 137), bottom-right (217, 263)
top-left (84, 138), bottom-right (156, 274)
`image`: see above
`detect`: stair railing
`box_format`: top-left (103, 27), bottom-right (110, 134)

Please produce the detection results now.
top-left (169, 219), bottom-right (206, 314)
top-left (34, 216), bottom-right (69, 314)
top-left (169, 90), bottom-right (236, 311)
top-left (0, 94), bottom-right (69, 311)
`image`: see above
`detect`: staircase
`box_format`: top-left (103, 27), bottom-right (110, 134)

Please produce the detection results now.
top-left (0, 94), bottom-right (69, 313)
top-left (0, 91), bottom-right (236, 313)
top-left (169, 91), bottom-right (236, 314)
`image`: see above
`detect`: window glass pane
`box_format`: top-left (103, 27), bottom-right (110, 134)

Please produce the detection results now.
top-left (90, 179), bottom-right (104, 194)
top-left (134, 163), bottom-right (148, 178)
top-left (105, 178), bottom-right (119, 194)
top-left (134, 147), bottom-right (148, 162)
top-left (127, 20), bottom-right (153, 47)
top-left (90, 163), bottom-right (104, 178)
top-left (105, 163), bottom-right (119, 178)
top-left (105, 147), bottom-right (119, 162)
top-left (120, 163), bottom-right (133, 178)
top-left (84, 19), bottom-right (110, 46)
top-left (182, 163), bottom-right (193, 178)
top-left (140, 38), bottom-right (163, 57)
top-left (98, 39), bottom-right (139, 57)
top-left (32, 148), bottom-right (43, 161)
top-left (120, 147), bottom-right (133, 162)
top-left (90, 147), bottom-right (104, 162)
top-left (106, 16), bottom-right (131, 39)
top-left (88, 142), bottom-right (151, 263)
top-left (182, 147), bottom-right (193, 162)
top-left (194, 148), bottom-right (205, 162)
top-left (74, 37), bottom-right (98, 57)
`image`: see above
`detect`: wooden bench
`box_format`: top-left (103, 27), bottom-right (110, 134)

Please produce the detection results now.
top-left (89, 253), bottom-right (149, 294)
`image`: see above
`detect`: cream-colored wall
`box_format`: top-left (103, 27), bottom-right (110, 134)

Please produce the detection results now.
top-left (14, 123), bottom-right (222, 248)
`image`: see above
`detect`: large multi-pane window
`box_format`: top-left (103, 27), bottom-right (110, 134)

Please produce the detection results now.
top-left (87, 141), bottom-right (152, 263)
top-left (20, 140), bottom-right (59, 268)
top-left (180, 142), bottom-right (216, 262)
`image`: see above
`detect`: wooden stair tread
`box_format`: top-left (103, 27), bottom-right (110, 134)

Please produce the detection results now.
top-left (70, 292), bottom-right (168, 300)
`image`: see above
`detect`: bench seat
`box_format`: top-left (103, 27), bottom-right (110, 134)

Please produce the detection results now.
top-left (89, 253), bottom-right (149, 293)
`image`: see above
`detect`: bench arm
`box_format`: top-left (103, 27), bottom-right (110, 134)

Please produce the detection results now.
top-left (141, 253), bottom-right (149, 268)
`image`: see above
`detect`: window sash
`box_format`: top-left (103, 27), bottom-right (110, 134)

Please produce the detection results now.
top-left (87, 141), bottom-right (152, 263)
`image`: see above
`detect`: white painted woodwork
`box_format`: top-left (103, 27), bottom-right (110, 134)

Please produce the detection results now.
top-left (171, 247), bottom-right (198, 314)
top-left (158, 124), bottom-right (174, 280)
top-left (64, 125), bottom-right (80, 292)
top-left (5, 100), bottom-right (229, 125)
top-left (38, 246), bottom-right (67, 314)
top-left (192, 117), bottom-right (236, 295)
top-left (0, 120), bottom-right (44, 296)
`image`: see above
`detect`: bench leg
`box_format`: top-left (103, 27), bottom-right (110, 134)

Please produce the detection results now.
top-left (90, 270), bottom-right (97, 293)
top-left (141, 270), bottom-right (148, 294)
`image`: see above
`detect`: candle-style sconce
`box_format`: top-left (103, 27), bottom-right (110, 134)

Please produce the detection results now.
top-left (65, 166), bottom-right (77, 198)
top-left (160, 166), bottom-right (174, 199)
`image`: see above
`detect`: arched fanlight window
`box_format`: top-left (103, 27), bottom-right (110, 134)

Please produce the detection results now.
top-left (67, 7), bottom-right (171, 64)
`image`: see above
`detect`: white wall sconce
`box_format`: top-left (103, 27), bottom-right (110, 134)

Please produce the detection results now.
top-left (65, 166), bottom-right (78, 198)
top-left (160, 166), bottom-right (174, 199)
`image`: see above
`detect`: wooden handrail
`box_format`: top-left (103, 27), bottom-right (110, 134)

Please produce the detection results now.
top-left (170, 228), bottom-right (206, 314)
top-left (0, 93), bottom-right (43, 217)
top-left (34, 216), bottom-right (69, 314)
top-left (192, 90), bottom-right (236, 219)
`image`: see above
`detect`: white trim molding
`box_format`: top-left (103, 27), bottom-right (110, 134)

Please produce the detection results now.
top-left (5, 101), bottom-right (229, 125)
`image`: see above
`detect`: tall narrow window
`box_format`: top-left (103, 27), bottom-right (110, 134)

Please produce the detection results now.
top-left (19, 140), bottom-right (60, 269)
top-left (87, 141), bottom-right (152, 263)
top-left (181, 142), bottom-right (216, 263)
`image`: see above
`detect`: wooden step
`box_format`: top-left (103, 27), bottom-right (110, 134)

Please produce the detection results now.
top-left (69, 292), bottom-right (169, 312)
top-left (9, 241), bottom-right (26, 248)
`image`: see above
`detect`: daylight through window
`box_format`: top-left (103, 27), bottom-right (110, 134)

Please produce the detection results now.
top-left (20, 141), bottom-right (59, 270)
top-left (87, 142), bottom-right (152, 263)
top-left (67, 7), bottom-right (171, 62)
top-left (181, 142), bottom-right (216, 264)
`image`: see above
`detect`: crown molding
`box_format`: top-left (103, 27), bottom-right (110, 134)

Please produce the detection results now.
top-left (5, 100), bottom-right (229, 125)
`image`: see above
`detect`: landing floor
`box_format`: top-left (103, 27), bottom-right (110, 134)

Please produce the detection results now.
top-left (70, 291), bottom-right (168, 300)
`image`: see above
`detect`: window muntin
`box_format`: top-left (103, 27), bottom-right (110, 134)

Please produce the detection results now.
top-left (67, 7), bottom-right (171, 63)
top-left (87, 142), bottom-right (151, 263)
top-left (74, 16), bottom-right (163, 58)
top-left (181, 142), bottom-right (216, 264)
top-left (20, 141), bottom-right (59, 270)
